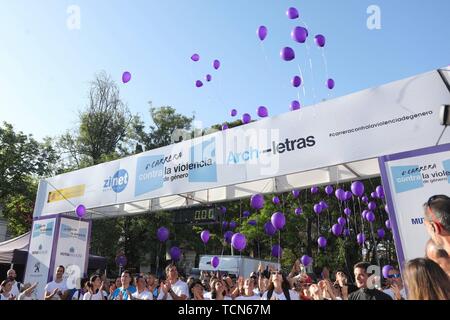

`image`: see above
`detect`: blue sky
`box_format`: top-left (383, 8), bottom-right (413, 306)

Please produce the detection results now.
top-left (1, 0), bottom-right (449, 141)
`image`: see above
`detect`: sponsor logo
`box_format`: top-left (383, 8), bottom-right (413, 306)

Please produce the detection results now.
top-left (227, 136), bottom-right (316, 164)
top-left (47, 184), bottom-right (85, 203)
top-left (31, 243), bottom-right (48, 255)
top-left (391, 165), bottom-right (424, 193)
top-left (60, 224), bottom-right (87, 241)
top-left (103, 169), bottom-right (129, 193)
top-left (411, 217), bottom-right (424, 225)
top-left (60, 246), bottom-right (82, 258)
top-left (34, 262), bottom-right (41, 273)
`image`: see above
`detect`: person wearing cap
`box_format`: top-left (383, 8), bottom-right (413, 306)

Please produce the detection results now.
top-left (423, 195), bottom-right (450, 256)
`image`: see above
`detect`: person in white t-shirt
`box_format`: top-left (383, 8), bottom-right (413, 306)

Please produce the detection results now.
top-left (234, 277), bottom-right (260, 300)
top-left (157, 264), bottom-right (189, 300)
top-left (6, 269), bottom-right (22, 298)
top-left (17, 282), bottom-right (38, 300)
top-left (83, 275), bottom-right (107, 300)
top-left (132, 275), bottom-right (152, 300)
top-left (261, 270), bottom-right (299, 300)
top-left (0, 279), bottom-right (16, 300)
top-left (44, 265), bottom-right (68, 300)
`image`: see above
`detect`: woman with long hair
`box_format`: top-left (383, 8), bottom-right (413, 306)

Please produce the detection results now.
top-left (210, 279), bottom-right (231, 300)
top-left (404, 258), bottom-right (450, 300)
top-left (0, 279), bottom-right (16, 300)
top-left (83, 275), bottom-right (106, 300)
top-left (261, 270), bottom-right (299, 300)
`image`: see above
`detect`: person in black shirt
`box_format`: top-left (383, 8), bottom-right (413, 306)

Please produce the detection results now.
top-left (348, 262), bottom-right (392, 300)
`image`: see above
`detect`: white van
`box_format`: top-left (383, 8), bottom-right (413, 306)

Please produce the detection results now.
top-left (197, 255), bottom-right (280, 278)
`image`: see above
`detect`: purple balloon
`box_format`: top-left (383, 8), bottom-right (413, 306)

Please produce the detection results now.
top-left (157, 227), bottom-right (169, 242)
top-left (220, 206), bottom-right (227, 214)
top-left (315, 34), bottom-right (326, 47)
top-left (191, 54), bottom-right (200, 62)
top-left (301, 255), bottom-right (312, 267)
top-left (368, 201), bottom-right (377, 211)
top-left (242, 113), bottom-right (251, 124)
top-left (250, 194), bottom-right (265, 210)
top-left (264, 221), bottom-right (277, 236)
top-left (313, 204), bottom-right (323, 215)
top-left (196, 80), bottom-right (203, 88)
top-left (385, 219), bottom-right (391, 230)
top-left (370, 191), bottom-right (378, 199)
top-left (292, 189), bottom-right (300, 198)
top-left (294, 207), bottom-right (303, 216)
top-left (290, 100), bottom-right (301, 111)
top-left (384, 204), bottom-right (390, 214)
top-left (169, 247), bottom-right (181, 261)
top-left (357, 233), bottom-right (366, 245)
top-left (116, 255), bottom-right (127, 267)
top-left (376, 185), bottom-right (385, 199)
top-left (213, 60), bottom-right (221, 70)
top-left (222, 221), bottom-right (228, 229)
top-left (361, 196), bottom-right (369, 203)
top-left (272, 196), bottom-right (280, 205)
top-left (327, 79), bottom-right (335, 90)
top-left (211, 256), bottom-right (220, 268)
top-left (286, 7), bottom-right (299, 19)
top-left (230, 109), bottom-right (238, 117)
top-left (325, 185), bottom-right (334, 196)
top-left (292, 76), bottom-right (302, 88)
top-left (257, 106), bottom-right (269, 118)
top-left (75, 204), bottom-right (86, 218)
top-left (224, 231), bottom-right (234, 244)
top-left (257, 26), bottom-right (268, 41)
top-left (338, 217), bottom-right (347, 226)
top-left (222, 124), bottom-right (229, 131)
top-left (361, 210), bottom-right (369, 220)
top-left (291, 26), bottom-right (308, 43)
top-left (344, 208), bottom-right (352, 216)
top-left (335, 188), bottom-right (345, 201)
top-left (280, 47), bottom-right (295, 61)
top-left (243, 211), bottom-right (251, 218)
top-left (248, 220), bottom-right (257, 226)
top-left (311, 186), bottom-right (319, 194)
top-left (122, 71), bottom-right (131, 84)
top-left (332, 224), bottom-right (343, 236)
top-left (351, 181), bottom-right (365, 197)
top-left (229, 221), bottom-right (237, 230)
top-left (200, 230), bottom-right (210, 244)
top-left (231, 233), bottom-right (247, 251)
top-left (343, 229), bottom-right (350, 237)
top-left (382, 265), bottom-right (394, 279)
top-left (345, 191), bottom-right (353, 201)
top-left (318, 236), bottom-right (327, 248)
top-left (206, 74), bottom-right (212, 82)
top-left (366, 211), bottom-right (375, 223)
top-left (271, 244), bottom-right (282, 258)
top-left (319, 200), bottom-right (328, 210)
top-left (377, 228), bottom-right (385, 239)
top-left (271, 212), bottom-right (286, 230)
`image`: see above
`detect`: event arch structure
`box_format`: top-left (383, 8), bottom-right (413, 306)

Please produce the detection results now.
top-left (25, 67), bottom-right (450, 298)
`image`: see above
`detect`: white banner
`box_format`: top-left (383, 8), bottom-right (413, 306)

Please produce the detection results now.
top-left (23, 218), bottom-right (57, 300)
top-left (52, 217), bottom-right (91, 291)
top-left (379, 143), bottom-right (450, 269)
top-left (33, 69), bottom-right (450, 217)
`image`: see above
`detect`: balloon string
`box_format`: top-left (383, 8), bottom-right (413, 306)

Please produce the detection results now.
top-left (321, 48), bottom-right (331, 100)
top-left (297, 64), bottom-right (306, 100)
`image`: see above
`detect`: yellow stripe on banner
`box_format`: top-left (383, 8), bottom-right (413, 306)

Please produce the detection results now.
top-left (47, 185), bottom-right (86, 203)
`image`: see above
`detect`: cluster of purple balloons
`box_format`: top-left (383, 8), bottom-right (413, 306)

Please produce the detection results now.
top-left (191, 53), bottom-right (220, 88)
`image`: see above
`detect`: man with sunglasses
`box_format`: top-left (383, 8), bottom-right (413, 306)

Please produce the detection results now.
top-left (423, 195), bottom-right (450, 256)
top-left (382, 267), bottom-right (406, 300)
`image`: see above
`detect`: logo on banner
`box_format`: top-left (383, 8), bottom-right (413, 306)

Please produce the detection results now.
top-left (391, 165), bottom-right (424, 193)
top-left (60, 224), bottom-right (87, 241)
top-left (47, 184), bottom-right (85, 203)
top-left (34, 262), bottom-right (40, 273)
top-left (31, 243), bottom-right (48, 255)
top-left (32, 222), bottom-right (54, 238)
top-left (104, 169), bottom-right (129, 193)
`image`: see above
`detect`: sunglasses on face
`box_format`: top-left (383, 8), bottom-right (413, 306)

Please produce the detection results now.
top-left (271, 271), bottom-right (283, 275)
top-left (388, 274), bottom-right (401, 279)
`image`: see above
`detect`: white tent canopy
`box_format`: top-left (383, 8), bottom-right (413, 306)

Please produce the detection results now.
top-left (0, 232), bottom-right (30, 264)
top-left (32, 67), bottom-right (450, 220)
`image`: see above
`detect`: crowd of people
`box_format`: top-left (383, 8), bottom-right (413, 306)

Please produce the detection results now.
top-left (1, 194), bottom-right (449, 301)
